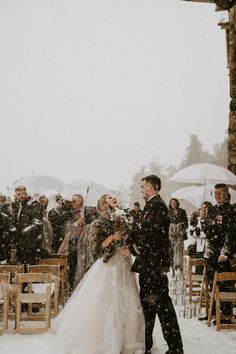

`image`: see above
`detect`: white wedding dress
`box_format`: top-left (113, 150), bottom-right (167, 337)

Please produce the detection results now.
top-left (50, 252), bottom-right (145, 354)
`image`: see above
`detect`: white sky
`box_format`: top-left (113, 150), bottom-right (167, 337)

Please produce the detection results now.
top-left (0, 0), bottom-right (229, 191)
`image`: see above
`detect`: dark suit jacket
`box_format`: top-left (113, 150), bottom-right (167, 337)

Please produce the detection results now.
top-left (130, 194), bottom-right (171, 274)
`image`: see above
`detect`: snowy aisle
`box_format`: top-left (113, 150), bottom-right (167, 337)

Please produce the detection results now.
top-left (0, 314), bottom-right (236, 354)
top-left (153, 314), bottom-right (236, 354)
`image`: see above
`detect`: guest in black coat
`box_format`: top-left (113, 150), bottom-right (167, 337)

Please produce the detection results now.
top-left (0, 210), bottom-right (10, 262)
top-left (9, 186), bottom-right (44, 265)
top-left (130, 201), bottom-right (143, 225)
top-left (129, 175), bottom-right (183, 354)
top-left (202, 184), bottom-right (236, 321)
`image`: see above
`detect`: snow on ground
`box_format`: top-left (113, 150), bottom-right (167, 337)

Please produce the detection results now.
top-left (0, 310), bottom-right (236, 354)
top-left (0, 269), bottom-right (235, 354)
top-left (153, 313), bottom-right (236, 354)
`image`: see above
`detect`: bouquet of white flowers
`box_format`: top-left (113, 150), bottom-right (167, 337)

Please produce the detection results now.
top-left (114, 208), bottom-right (133, 230)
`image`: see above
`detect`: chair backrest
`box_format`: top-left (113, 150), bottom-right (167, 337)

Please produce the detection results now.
top-left (39, 257), bottom-right (67, 305)
top-left (189, 258), bottom-right (205, 268)
top-left (50, 254), bottom-right (68, 260)
top-left (39, 258), bottom-right (67, 276)
top-left (0, 265), bottom-right (24, 275)
top-left (16, 272), bottom-right (52, 286)
top-left (214, 271), bottom-right (236, 283)
top-left (40, 257), bottom-right (67, 267)
top-left (0, 265), bottom-right (25, 284)
top-left (27, 264), bottom-right (60, 277)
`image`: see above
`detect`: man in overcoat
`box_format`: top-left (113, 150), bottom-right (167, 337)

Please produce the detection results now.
top-left (130, 175), bottom-right (183, 354)
top-left (201, 183), bottom-right (236, 322)
top-left (9, 186), bottom-right (44, 265)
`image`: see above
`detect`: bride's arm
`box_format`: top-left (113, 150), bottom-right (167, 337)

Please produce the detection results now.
top-left (89, 220), bottom-right (121, 258)
top-left (101, 231), bottom-right (123, 249)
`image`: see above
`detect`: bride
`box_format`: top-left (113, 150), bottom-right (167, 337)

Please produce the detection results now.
top-left (50, 194), bottom-right (145, 354)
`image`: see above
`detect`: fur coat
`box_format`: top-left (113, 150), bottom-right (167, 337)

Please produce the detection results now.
top-left (89, 210), bottom-right (127, 263)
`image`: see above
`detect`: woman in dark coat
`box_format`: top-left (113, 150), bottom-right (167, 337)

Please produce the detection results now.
top-left (169, 198), bottom-right (188, 276)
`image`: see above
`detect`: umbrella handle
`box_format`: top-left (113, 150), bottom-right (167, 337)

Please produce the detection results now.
top-left (84, 186), bottom-right (90, 206)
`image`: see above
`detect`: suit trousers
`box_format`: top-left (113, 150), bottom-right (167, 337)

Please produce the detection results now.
top-left (139, 272), bottom-right (183, 354)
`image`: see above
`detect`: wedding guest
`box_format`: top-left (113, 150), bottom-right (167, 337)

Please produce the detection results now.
top-left (168, 198), bottom-right (188, 276)
top-left (39, 194), bottom-right (54, 255)
top-left (49, 195), bottom-right (72, 253)
top-left (130, 201), bottom-right (143, 225)
top-left (39, 194), bottom-right (49, 212)
top-left (9, 186), bottom-right (44, 265)
top-left (199, 184), bottom-right (235, 323)
top-left (188, 201), bottom-right (212, 260)
top-left (58, 194), bottom-right (84, 292)
top-left (0, 210), bottom-right (10, 262)
top-left (73, 206), bottom-right (98, 288)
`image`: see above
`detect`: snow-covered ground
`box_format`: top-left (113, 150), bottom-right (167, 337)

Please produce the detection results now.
top-left (0, 310), bottom-right (236, 354)
top-left (1, 268), bottom-right (235, 353)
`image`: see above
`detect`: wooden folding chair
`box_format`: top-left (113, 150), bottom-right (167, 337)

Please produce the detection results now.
top-left (184, 258), bottom-right (205, 303)
top-left (0, 265), bottom-right (25, 319)
top-left (0, 265), bottom-right (25, 284)
top-left (0, 273), bottom-right (10, 334)
top-left (27, 264), bottom-right (60, 317)
top-left (15, 272), bottom-right (52, 334)
top-left (199, 265), bottom-right (210, 314)
top-left (40, 256), bottom-right (67, 305)
top-left (208, 271), bottom-right (236, 331)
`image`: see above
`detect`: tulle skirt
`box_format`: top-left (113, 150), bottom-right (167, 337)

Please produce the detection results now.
top-left (50, 252), bottom-right (145, 354)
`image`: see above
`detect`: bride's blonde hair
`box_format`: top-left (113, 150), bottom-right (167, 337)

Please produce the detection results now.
top-left (96, 194), bottom-right (109, 214)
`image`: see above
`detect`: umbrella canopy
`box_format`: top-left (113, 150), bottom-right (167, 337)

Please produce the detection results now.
top-left (169, 163), bottom-right (236, 185)
top-left (59, 180), bottom-right (109, 206)
top-left (9, 175), bottom-right (66, 196)
top-left (171, 185), bottom-right (236, 209)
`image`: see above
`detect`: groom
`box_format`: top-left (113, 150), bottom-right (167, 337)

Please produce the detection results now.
top-left (130, 175), bottom-right (183, 354)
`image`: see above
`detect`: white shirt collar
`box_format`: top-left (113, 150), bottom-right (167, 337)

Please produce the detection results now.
top-left (146, 193), bottom-right (159, 202)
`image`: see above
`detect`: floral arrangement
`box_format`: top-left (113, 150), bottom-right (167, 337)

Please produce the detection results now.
top-left (114, 208), bottom-right (133, 231)
top-left (99, 208), bottom-right (133, 261)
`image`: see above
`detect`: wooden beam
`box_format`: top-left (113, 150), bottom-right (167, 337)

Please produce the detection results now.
top-left (182, 0), bottom-right (215, 3)
top-left (182, 0), bottom-right (236, 11)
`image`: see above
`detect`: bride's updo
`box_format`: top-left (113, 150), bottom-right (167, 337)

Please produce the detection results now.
top-left (96, 194), bottom-right (109, 214)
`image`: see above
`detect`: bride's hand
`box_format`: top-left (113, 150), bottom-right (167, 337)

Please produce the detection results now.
top-left (102, 231), bottom-right (123, 249)
top-left (112, 231), bottom-right (123, 241)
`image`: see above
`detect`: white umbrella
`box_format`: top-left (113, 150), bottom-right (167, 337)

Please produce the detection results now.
top-left (9, 175), bottom-right (66, 196)
top-left (60, 180), bottom-right (109, 206)
top-left (169, 163), bottom-right (236, 185)
top-left (171, 186), bottom-right (206, 208)
top-left (171, 185), bottom-right (236, 209)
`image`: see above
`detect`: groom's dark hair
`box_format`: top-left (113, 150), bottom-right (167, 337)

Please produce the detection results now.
top-left (142, 175), bottom-right (161, 191)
